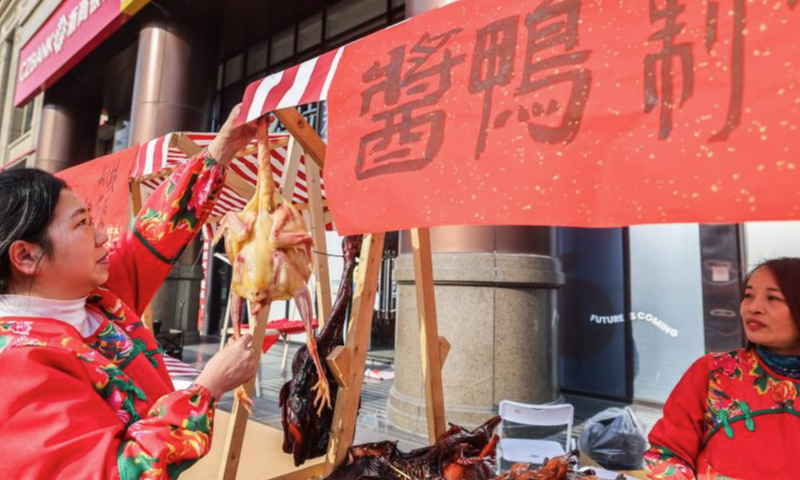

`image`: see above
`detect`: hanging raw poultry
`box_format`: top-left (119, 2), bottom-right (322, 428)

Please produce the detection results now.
top-left (213, 116), bottom-right (331, 413)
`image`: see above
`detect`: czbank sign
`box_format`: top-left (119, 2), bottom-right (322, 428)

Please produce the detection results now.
top-left (14, 0), bottom-right (150, 106)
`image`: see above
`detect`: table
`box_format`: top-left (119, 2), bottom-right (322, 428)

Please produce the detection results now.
top-left (181, 411), bottom-right (324, 480)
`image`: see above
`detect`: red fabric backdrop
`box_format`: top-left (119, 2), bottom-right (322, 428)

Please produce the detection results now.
top-left (57, 145), bottom-right (139, 244)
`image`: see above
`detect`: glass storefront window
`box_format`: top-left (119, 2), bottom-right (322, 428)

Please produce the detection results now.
top-left (23, 102), bottom-right (33, 131)
top-left (247, 41), bottom-right (269, 76)
top-left (327, 0), bottom-right (388, 40)
top-left (558, 228), bottom-right (629, 401)
top-left (9, 102), bottom-right (34, 144)
top-left (224, 54), bottom-right (244, 87)
top-left (329, 17), bottom-right (386, 48)
top-left (296, 48), bottom-right (324, 65)
top-left (270, 27), bottom-right (294, 66)
top-left (221, 84), bottom-right (244, 122)
top-left (298, 13), bottom-right (322, 53)
top-left (212, 0), bottom-right (404, 129)
top-left (211, 94), bottom-right (221, 131)
top-left (630, 224), bottom-right (707, 404)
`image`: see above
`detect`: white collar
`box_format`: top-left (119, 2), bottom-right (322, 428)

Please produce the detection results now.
top-left (0, 294), bottom-right (102, 337)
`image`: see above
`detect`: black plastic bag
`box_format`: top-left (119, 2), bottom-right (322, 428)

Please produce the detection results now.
top-left (578, 407), bottom-right (648, 470)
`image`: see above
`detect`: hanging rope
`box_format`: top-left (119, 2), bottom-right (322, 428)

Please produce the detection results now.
top-left (312, 249), bottom-right (345, 259)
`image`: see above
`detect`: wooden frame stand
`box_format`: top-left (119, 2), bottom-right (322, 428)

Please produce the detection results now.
top-left (135, 110), bottom-right (450, 480)
top-left (322, 226), bottom-right (449, 475)
top-left (274, 108), bottom-right (449, 478)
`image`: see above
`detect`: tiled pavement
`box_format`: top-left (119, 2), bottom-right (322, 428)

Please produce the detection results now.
top-left (181, 337), bottom-right (431, 451)
top-left (181, 338), bottom-right (663, 455)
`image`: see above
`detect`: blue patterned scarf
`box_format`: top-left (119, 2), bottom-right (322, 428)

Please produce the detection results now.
top-left (756, 345), bottom-right (800, 380)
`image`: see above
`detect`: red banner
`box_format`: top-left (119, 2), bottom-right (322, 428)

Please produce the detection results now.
top-left (15, 0), bottom-right (128, 106)
top-left (57, 145), bottom-right (139, 245)
top-left (323, 0), bottom-right (800, 235)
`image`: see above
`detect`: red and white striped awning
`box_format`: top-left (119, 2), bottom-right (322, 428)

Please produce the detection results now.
top-left (163, 354), bottom-right (201, 378)
top-left (131, 132), bottom-right (332, 239)
top-left (237, 47), bottom-right (345, 125)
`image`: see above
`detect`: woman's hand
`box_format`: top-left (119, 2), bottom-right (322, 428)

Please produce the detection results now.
top-left (193, 334), bottom-right (257, 399)
top-left (207, 104), bottom-right (258, 167)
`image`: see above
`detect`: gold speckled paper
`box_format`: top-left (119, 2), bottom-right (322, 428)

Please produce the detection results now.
top-left (318, 0), bottom-right (800, 234)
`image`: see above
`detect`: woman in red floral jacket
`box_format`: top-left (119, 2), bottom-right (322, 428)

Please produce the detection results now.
top-left (0, 106), bottom-right (257, 480)
top-left (645, 257), bottom-right (800, 480)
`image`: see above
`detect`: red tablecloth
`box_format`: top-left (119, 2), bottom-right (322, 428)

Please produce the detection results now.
top-left (261, 318), bottom-right (319, 353)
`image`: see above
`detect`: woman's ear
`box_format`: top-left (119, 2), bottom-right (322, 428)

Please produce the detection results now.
top-left (8, 240), bottom-right (44, 276)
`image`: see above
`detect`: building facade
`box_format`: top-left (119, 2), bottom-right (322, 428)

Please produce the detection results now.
top-left (0, 0), bottom-right (406, 343)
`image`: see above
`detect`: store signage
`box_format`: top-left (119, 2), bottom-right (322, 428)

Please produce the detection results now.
top-left (630, 311), bottom-right (679, 338)
top-left (322, 0), bottom-right (800, 235)
top-left (589, 314), bottom-right (625, 325)
top-left (120, 0), bottom-right (150, 16)
top-left (588, 311), bottom-right (680, 338)
top-left (15, 0), bottom-right (130, 106)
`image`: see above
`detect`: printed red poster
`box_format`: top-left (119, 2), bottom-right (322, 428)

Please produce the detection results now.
top-left (58, 145), bottom-right (139, 244)
top-left (323, 0), bottom-right (800, 235)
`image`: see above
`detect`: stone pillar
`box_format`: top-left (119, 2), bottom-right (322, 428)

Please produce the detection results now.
top-left (129, 15), bottom-right (215, 144)
top-left (36, 86), bottom-right (102, 173)
top-left (386, 0), bottom-right (564, 435)
top-left (129, 13), bottom-right (216, 343)
top-left (389, 233), bottom-right (563, 433)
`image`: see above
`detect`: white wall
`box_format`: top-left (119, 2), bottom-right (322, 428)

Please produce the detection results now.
top-left (743, 221), bottom-right (800, 272)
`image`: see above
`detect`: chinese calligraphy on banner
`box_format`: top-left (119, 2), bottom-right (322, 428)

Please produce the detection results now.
top-left (324, 0), bottom-right (799, 235)
top-left (57, 145), bottom-right (139, 245)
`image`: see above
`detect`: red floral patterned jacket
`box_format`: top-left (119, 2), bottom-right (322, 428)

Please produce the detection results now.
top-left (645, 349), bottom-right (800, 480)
top-left (0, 152), bottom-right (225, 480)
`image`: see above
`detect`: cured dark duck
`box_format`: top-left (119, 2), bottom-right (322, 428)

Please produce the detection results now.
top-left (494, 451), bottom-right (625, 480)
top-left (324, 416), bottom-right (501, 480)
top-left (325, 431), bottom-right (624, 480)
top-left (279, 235), bottom-right (363, 466)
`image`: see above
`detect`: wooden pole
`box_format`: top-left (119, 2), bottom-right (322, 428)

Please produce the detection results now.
top-left (173, 132), bottom-right (203, 156)
top-left (218, 303), bottom-right (271, 480)
top-left (410, 227), bottom-right (447, 443)
top-left (219, 291), bottom-right (233, 351)
top-left (224, 170), bottom-right (257, 200)
top-left (280, 137), bottom-right (303, 201)
top-left (306, 159), bottom-right (332, 326)
top-left (273, 108), bottom-right (326, 169)
top-left (324, 233), bottom-right (386, 475)
top-left (130, 180), bottom-right (143, 217)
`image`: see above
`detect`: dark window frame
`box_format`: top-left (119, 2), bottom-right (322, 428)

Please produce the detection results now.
top-left (211, 0), bottom-right (405, 130)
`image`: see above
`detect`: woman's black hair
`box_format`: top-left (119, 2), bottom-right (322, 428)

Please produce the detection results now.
top-left (741, 257), bottom-right (800, 336)
top-left (0, 168), bottom-right (66, 294)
